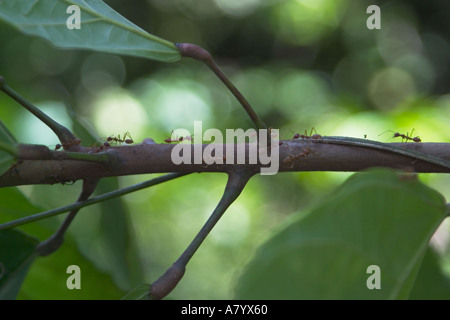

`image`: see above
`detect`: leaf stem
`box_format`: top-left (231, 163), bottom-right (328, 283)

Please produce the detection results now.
top-left (0, 76), bottom-right (76, 144)
top-left (55, 150), bottom-right (111, 163)
top-left (175, 43), bottom-right (267, 130)
top-left (16, 144), bottom-right (111, 163)
top-left (314, 136), bottom-right (450, 170)
top-left (0, 141), bottom-right (18, 157)
top-left (0, 173), bottom-right (189, 230)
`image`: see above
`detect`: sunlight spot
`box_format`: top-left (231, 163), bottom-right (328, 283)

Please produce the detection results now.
top-left (93, 88), bottom-right (148, 139)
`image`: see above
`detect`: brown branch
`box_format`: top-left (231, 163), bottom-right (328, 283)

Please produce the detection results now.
top-left (1, 140), bottom-right (450, 187)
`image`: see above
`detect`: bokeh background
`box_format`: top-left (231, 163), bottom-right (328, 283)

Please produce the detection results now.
top-left (1, 0), bottom-right (450, 299)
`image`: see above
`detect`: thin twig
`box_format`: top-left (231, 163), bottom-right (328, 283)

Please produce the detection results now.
top-left (149, 168), bottom-right (255, 300)
top-left (0, 75), bottom-right (77, 147)
top-left (175, 43), bottom-right (267, 131)
top-left (0, 173), bottom-right (189, 230)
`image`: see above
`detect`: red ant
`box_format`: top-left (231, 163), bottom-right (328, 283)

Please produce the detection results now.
top-left (164, 132), bottom-right (193, 143)
top-left (90, 141), bottom-right (110, 153)
top-left (393, 132), bottom-right (421, 143)
top-left (380, 129), bottom-right (421, 143)
top-left (55, 138), bottom-right (82, 150)
top-left (292, 127), bottom-right (322, 140)
top-left (164, 136), bottom-right (183, 143)
top-left (105, 131), bottom-right (134, 145)
top-left (283, 147), bottom-right (311, 168)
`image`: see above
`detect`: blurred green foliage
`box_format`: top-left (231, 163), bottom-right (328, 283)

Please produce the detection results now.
top-left (236, 169), bottom-right (449, 299)
top-left (1, 0), bottom-right (450, 299)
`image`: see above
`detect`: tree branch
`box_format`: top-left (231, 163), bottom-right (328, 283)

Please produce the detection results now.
top-left (1, 140), bottom-right (449, 188)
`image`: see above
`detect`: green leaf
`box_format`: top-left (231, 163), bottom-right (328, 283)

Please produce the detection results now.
top-left (0, 0), bottom-right (181, 62)
top-left (0, 119), bottom-right (16, 145)
top-left (409, 247), bottom-right (450, 299)
top-left (0, 229), bottom-right (39, 300)
top-left (235, 168), bottom-right (447, 299)
top-left (18, 235), bottom-right (125, 299)
top-left (0, 119), bottom-right (17, 177)
top-left (0, 187), bottom-right (125, 299)
top-left (0, 187), bottom-right (51, 239)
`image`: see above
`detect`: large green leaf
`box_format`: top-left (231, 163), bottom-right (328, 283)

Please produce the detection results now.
top-left (0, 187), bottom-right (125, 299)
top-left (409, 247), bottom-right (450, 299)
top-left (0, 188), bottom-right (41, 299)
top-left (0, 0), bottom-right (181, 62)
top-left (235, 168), bottom-right (447, 299)
top-left (0, 119), bottom-right (17, 177)
top-left (18, 235), bottom-right (125, 299)
top-left (0, 187), bottom-right (47, 236)
top-left (0, 229), bottom-right (38, 300)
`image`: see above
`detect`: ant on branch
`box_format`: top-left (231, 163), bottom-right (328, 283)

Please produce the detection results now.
top-left (163, 131), bottom-right (193, 143)
top-left (283, 147), bottom-right (311, 168)
top-left (379, 129), bottom-right (421, 143)
top-left (102, 131), bottom-right (134, 147)
top-left (55, 138), bottom-right (82, 150)
top-left (164, 136), bottom-right (183, 143)
top-left (292, 127), bottom-right (322, 140)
